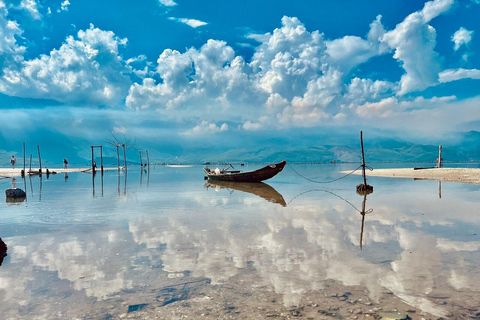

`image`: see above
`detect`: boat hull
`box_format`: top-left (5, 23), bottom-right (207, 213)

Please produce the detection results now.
top-left (205, 161), bottom-right (286, 182)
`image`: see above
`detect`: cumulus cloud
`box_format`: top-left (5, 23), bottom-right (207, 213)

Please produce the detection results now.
top-left (0, 3), bottom-right (25, 59)
top-left (169, 17), bottom-right (208, 28)
top-left (451, 27), bottom-right (473, 51)
top-left (59, 0), bottom-right (70, 12)
top-left (126, 39), bottom-right (265, 114)
top-left (19, 0), bottom-right (41, 19)
top-left (326, 15), bottom-right (388, 74)
top-left (438, 68), bottom-right (480, 82)
top-left (0, 1), bottom-right (466, 132)
top-left (381, 0), bottom-right (454, 95)
top-left (356, 97), bottom-right (398, 118)
top-left (181, 121), bottom-right (229, 136)
top-left (0, 24), bottom-right (132, 106)
top-left (159, 0), bottom-right (176, 7)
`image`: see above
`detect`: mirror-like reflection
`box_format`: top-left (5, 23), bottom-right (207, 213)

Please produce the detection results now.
top-left (0, 165), bottom-right (479, 319)
top-left (0, 238), bottom-right (6, 266)
top-left (205, 180), bottom-right (286, 206)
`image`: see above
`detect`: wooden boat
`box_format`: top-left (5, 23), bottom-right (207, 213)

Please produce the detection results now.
top-left (205, 181), bottom-right (286, 206)
top-left (204, 161), bottom-right (286, 182)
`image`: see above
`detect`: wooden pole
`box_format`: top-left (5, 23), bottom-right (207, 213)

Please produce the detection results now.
top-left (37, 145), bottom-right (42, 174)
top-left (146, 150), bottom-right (150, 170)
top-left (29, 154), bottom-right (32, 173)
top-left (23, 142), bottom-right (26, 173)
top-left (360, 194), bottom-right (367, 250)
top-left (122, 144), bottom-right (127, 172)
top-left (100, 146), bottom-right (104, 174)
top-left (116, 145), bottom-right (120, 172)
top-left (360, 131), bottom-right (367, 186)
top-left (437, 145), bottom-right (443, 168)
top-left (91, 146), bottom-right (94, 172)
top-left (139, 150), bottom-right (143, 167)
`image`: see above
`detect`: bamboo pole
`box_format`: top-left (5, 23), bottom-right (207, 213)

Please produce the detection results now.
top-left (116, 145), bottom-right (120, 172)
top-left (139, 150), bottom-right (143, 167)
top-left (122, 144), bottom-right (127, 172)
top-left (360, 131), bottom-right (367, 187)
top-left (29, 154), bottom-right (32, 173)
top-left (22, 142), bottom-right (26, 174)
top-left (91, 146), bottom-right (94, 172)
top-left (37, 145), bottom-right (42, 174)
top-left (100, 146), bottom-right (104, 174)
top-left (437, 145), bottom-right (443, 168)
top-left (146, 150), bottom-right (150, 170)
top-left (360, 194), bottom-right (367, 250)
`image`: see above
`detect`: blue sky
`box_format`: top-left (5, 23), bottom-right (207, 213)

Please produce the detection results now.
top-left (1, 0), bottom-right (480, 163)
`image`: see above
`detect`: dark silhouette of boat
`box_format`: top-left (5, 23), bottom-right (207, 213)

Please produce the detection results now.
top-left (0, 238), bottom-right (7, 267)
top-left (205, 181), bottom-right (286, 206)
top-left (204, 161), bottom-right (286, 182)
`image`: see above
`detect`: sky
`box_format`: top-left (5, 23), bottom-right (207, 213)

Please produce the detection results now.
top-left (0, 0), bottom-right (480, 163)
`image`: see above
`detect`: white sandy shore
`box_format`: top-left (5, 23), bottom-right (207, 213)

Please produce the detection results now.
top-left (0, 167), bottom-right (121, 178)
top-left (345, 167), bottom-right (480, 184)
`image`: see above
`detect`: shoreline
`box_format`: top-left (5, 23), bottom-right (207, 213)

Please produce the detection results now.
top-left (0, 167), bottom-right (121, 178)
top-left (345, 167), bottom-right (480, 184)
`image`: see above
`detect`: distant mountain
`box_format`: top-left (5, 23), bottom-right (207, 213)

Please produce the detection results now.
top-left (0, 130), bottom-right (478, 166)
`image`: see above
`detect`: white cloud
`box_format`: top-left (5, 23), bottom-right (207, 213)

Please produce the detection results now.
top-left (438, 68), bottom-right (480, 83)
top-left (381, 0), bottom-right (454, 95)
top-left (159, 0), bottom-right (176, 7)
top-left (242, 121), bottom-right (262, 131)
top-left (126, 39), bottom-right (265, 114)
top-left (356, 97), bottom-right (397, 118)
top-left (0, 24), bottom-right (131, 106)
top-left (326, 15), bottom-right (388, 74)
top-left (0, 2), bottom-right (469, 132)
top-left (60, 0), bottom-right (70, 11)
top-left (169, 17), bottom-right (208, 28)
top-left (19, 0), bottom-right (41, 19)
top-left (181, 121), bottom-right (229, 136)
top-left (0, 3), bottom-right (25, 59)
top-left (113, 126), bottom-right (127, 134)
top-left (451, 27), bottom-right (474, 51)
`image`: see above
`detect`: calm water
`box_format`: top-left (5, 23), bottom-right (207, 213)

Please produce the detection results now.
top-left (0, 164), bottom-right (479, 319)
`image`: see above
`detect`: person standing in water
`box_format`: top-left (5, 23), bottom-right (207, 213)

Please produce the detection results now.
top-left (63, 158), bottom-right (68, 169)
top-left (10, 156), bottom-right (16, 169)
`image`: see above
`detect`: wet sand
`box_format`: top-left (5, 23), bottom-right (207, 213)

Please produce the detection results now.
top-left (0, 167), bottom-right (121, 178)
top-left (346, 167), bottom-right (480, 184)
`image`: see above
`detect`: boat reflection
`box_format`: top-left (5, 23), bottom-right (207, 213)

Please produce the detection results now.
top-left (0, 238), bottom-right (6, 267)
top-left (205, 181), bottom-right (286, 207)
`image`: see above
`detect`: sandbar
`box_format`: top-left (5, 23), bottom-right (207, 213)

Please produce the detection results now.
top-left (346, 167), bottom-right (480, 184)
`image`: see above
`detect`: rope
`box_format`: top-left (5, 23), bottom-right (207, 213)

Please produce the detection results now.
top-left (287, 163), bottom-right (369, 184)
top-left (288, 188), bottom-right (373, 215)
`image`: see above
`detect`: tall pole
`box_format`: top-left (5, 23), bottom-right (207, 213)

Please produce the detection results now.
top-left (37, 145), bottom-right (42, 174)
top-left (116, 145), bottom-right (120, 172)
top-left (437, 145), bottom-right (443, 168)
top-left (360, 194), bottom-right (367, 250)
top-left (146, 150), bottom-right (150, 170)
top-left (122, 144), bottom-right (127, 172)
top-left (100, 146), bottom-right (104, 174)
top-left (139, 151), bottom-right (143, 167)
top-left (360, 131), bottom-right (367, 187)
top-left (29, 154), bottom-right (32, 173)
top-left (91, 146), bottom-right (94, 172)
top-left (23, 142), bottom-right (26, 173)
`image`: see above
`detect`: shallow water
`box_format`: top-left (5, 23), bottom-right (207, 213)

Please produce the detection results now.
top-left (0, 164), bottom-right (479, 319)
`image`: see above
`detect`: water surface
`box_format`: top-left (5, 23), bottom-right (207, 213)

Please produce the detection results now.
top-left (0, 164), bottom-right (479, 319)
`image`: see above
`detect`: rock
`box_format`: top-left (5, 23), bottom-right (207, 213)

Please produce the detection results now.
top-left (5, 188), bottom-right (26, 198)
